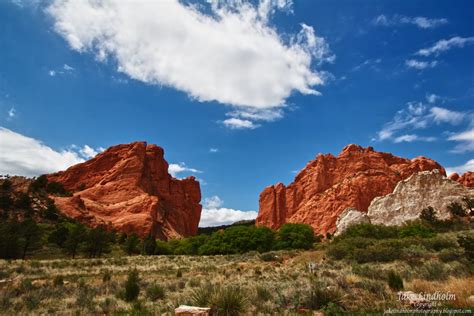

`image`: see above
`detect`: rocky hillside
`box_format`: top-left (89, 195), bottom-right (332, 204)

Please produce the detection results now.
top-left (46, 142), bottom-right (202, 240)
top-left (256, 144), bottom-right (445, 236)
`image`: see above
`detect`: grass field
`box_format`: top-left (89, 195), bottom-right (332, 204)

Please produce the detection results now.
top-left (0, 238), bottom-right (473, 315)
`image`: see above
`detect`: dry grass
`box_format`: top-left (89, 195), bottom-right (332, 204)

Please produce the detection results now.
top-left (0, 249), bottom-right (472, 314)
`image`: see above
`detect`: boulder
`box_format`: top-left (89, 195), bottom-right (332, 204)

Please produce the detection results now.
top-left (368, 170), bottom-right (474, 226)
top-left (334, 207), bottom-right (370, 236)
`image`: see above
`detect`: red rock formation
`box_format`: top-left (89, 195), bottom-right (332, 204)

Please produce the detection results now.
top-left (47, 142), bottom-right (201, 239)
top-left (256, 144), bottom-right (445, 235)
top-left (449, 172), bottom-right (474, 187)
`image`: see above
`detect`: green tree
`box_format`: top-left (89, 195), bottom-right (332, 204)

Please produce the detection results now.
top-left (15, 192), bottom-right (32, 215)
top-left (29, 175), bottom-right (48, 192)
top-left (83, 226), bottom-right (111, 258)
top-left (48, 224), bottom-right (69, 247)
top-left (124, 234), bottom-right (140, 255)
top-left (0, 220), bottom-right (21, 259)
top-left (19, 219), bottom-right (43, 259)
top-left (124, 269), bottom-right (140, 302)
top-left (64, 223), bottom-right (86, 258)
top-left (143, 234), bottom-right (156, 255)
top-left (275, 223), bottom-right (315, 250)
top-left (44, 199), bottom-right (59, 220)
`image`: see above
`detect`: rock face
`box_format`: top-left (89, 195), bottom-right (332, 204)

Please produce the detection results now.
top-left (47, 142), bottom-right (202, 240)
top-left (334, 208), bottom-right (369, 236)
top-left (368, 170), bottom-right (474, 226)
top-left (449, 172), bottom-right (474, 188)
top-left (256, 144), bottom-right (444, 235)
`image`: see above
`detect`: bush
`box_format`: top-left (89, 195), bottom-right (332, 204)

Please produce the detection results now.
top-left (457, 234), bottom-right (474, 261)
top-left (353, 241), bottom-right (402, 263)
top-left (191, 283), bottom-right (216, 307)
top-left (275, 223), bottom-right (315, 250)
top-left (53, 275), bottom-right (64, 287)
top-left (399, 223), bottom-right (435, 238)
top-left (146, 283), bottom-right (165, 301)
top-left (303, 281), bottom-right (341, 310)
top-left (339, 223), bottom-right (398, 240)
top-left (448, 202), bottom-right (466, 217)
top-left (213, 286), bottom-right (248, 316)
top-left (255, 285), bottom-right (272, 302)
top-left (124, 235), bottom-right (140, 255)
top-left (439, 248), bottom-right (462, 262)
top-left (123, 269), bottom-right (140, 302)
top-left (420, 206), bottom-right (438, 223)
top-left (102, 270), bottom-right (112, 283)
top-left (259, 252), bottom-right (281, 262)
top-left (421, 262), bottom-right (448, 281)
top-left (387, 271), bottom-right (403, 291)
top-left (155, 240), bottom-right (172, 255)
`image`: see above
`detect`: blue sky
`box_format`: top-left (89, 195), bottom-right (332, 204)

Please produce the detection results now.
top-left (0, 0), bottom-right (473, 226)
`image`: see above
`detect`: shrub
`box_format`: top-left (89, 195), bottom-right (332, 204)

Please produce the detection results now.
top-left (399, 223), bottom-right (435, 238)
top-left (387, 271), bottom-right (403, 291)
top-left (123, 269), bottom-right (140, 302)
top-left (420, 206), bottom-right (437, 223)
top-left (213, 286), bottom-right (248, 316)
top-left (259, 252), bottom-right (281, 262)
top-left (462, 196), bottom-right (474, 215)
top-left (191, 283), bottom-right (216, 307)
top-left (53, 275), bottom-right (64, 287)
top-left (457, 234), bottom-right (474, 261)
top-left (146, 283), bottom-right (165, 301)
top-left (354, 279), bottom-right (386, 298)
top-left (275, 223), bottom-right (315, 250)
top-left (353, 241), bottom-right (402, 263)
top-left (339, 223), bottom-right (398, 240)
top-left (303, 281), bottom-right (341, 310)
top-left (255, 285), bottom-right (272, 302)
top-left (421, 262), bottom-right (448, 281)
top-left (76, 284), bottom-right (95, 310)
top-left (102, 270), bottom-right (112, 283)
top-left (439, 248), bottom-right (462, 262)
top-left (447, 202), bottom-right (466, 217)
top-left (422, 236), bottom-right (457, 251)
top-left (155, 240), bottom-right (172, 255)
top-left (176, 269), bottom-right (183, 278)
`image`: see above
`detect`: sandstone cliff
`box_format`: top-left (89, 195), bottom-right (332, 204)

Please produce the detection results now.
top-left (47, 142), bottom-right (202, 239)
top-left (368, 170), bottom-right (474, 226)
top-left (256, 144), bottom-right (444, 236)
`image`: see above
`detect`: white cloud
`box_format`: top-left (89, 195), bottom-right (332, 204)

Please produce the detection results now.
top-left (168, 162), bottom-right (202, 178)
top-left (223, 118), bottom-right (259, 130)
top-left (203, 195), bottom-right (224, 209)
top-left (446, 159), bottom-right (474, 175)
top-left (417, 36), bottom-right (474, 56)
top-left (48, 63), bottom-right (75, 77)
top-left (209, 148), bottom-right (219, 153)
top-left (426, 93), bottom-right (439, 104)
top-left (394, 134), bottom-right (436, 143)
top-left (375, 103), bottom-right (467, 144)
top-left (6, 107), bottom-right (16, 121)
top-left (430, 106), bottom-right (464, 125)
top-left (79, 145), bottom-right (100, 159)
top-left (374, 14), bottom-right (448, 29)
top-left (405, 59), bottom-right (438, 70)
top-left (47, 0), bottom-right (334, 129)
top-left (0, 127), bottom-right (85, 177)
top-left (448, 128), bottom-right (474, 153)
top-left (200, 195), bottom-right (257, 227)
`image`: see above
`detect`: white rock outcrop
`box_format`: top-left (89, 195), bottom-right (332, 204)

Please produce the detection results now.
top-left (367, 170), bottom-right (474, 226)
top-left (335, 207), bottom-right (370, 236)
